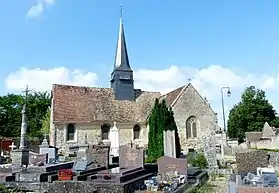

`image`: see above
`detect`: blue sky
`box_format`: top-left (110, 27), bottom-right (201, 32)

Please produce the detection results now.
top-left (1, 0), bottom-right (279, 128)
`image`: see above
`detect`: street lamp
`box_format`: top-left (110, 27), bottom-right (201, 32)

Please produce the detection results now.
top-left (221, 86), bottom-right (231, 133)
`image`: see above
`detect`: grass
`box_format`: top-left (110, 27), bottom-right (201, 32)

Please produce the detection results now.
top-left (251, 148), bottom-right (279, 152)
top-left (189, 183), bottom-right (217, 193)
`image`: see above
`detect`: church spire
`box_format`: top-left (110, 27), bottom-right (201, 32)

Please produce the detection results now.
top-left (113, 4), bottom-right (131, 71)
top-left (110, 5), bottom-right (135, 101)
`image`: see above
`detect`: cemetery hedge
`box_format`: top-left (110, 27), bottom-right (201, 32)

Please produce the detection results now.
top-left (0, 92), bottom-right (51, 138)
top-left (227, 86), bottom-right (279, 142)
top-left (146, 98), bottom-right (181, 163)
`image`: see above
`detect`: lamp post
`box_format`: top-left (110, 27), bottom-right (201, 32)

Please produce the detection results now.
top-left (220, 86), bottom-right (231, 158)
top-left (221, 86), bottom-right (231, 133)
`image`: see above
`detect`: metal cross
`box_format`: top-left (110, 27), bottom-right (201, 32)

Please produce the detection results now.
top-left (120, 4), bottom-right (123, 19)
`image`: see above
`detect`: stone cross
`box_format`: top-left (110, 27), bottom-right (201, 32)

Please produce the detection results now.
top-left (19, 85), bottom-right (31, 149)
top-left (9, 142), bottom-right (16, 151)
top-left (43, 133), bottom-right (48, 140)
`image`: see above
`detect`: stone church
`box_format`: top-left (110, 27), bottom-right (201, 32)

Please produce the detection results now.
top-left (49, 14), bottom-right (218, 154)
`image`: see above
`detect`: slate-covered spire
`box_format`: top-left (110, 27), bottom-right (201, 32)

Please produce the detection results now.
top-left (110, 5), bottom-right (135, 101)
top-left (113, 5), bottom-right (132, 72)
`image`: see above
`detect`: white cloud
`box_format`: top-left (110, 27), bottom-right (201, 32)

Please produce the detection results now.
top-left (4, 64), bottom-right (279, 129)
top-left (134, 65), bottom-right (279, 101)
top-left (134, 64), bottom-right (279, 129)
top-left (27, 0), bottom-right (55, 19)
top-left (5, 67), bottom-right (98, 92)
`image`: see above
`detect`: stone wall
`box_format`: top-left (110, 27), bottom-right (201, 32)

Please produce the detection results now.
top-left (172, 84), bottom-right (217, 152)
top-left (55, 122), bottom-right (148, 154)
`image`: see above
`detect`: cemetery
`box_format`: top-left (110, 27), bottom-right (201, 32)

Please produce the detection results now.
top-left (0, 105), bottom-right (212, 193)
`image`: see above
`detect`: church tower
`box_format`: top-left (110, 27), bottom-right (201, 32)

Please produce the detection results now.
top-left (110, 6), bottom-right (134, 101)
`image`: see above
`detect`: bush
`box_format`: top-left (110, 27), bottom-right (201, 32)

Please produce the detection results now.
top-left (189, 153), bottom-right (207, 169)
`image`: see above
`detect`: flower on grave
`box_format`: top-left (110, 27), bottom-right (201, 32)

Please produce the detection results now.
top-left (103, 172), bottom-right (111, 180)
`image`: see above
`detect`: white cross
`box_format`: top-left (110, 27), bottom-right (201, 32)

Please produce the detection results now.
top-left (9, 142), bottom-right (16, 151)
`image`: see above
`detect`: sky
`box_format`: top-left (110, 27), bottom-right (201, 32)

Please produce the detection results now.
top-left (1, 0), bottom-right (279, 128)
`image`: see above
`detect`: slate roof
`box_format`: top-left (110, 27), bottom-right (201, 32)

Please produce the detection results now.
top-left (52, 84), bottom-right (160, 123)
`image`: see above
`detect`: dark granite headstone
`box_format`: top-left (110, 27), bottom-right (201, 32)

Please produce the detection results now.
top-left (86, 145), bottom-right (109, 168)
top-left (157, 156), bottom-right (188, 175)
top-left (119, 145), bottom-right (144, 169)
top-left (236, 150), bottom-right (269, 174)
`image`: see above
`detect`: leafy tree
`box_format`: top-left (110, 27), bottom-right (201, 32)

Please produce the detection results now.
top-left (0, 94), bottom-right (23, 137)
top-left (26, 91), bottom-right (51, 138)
top-left (0, 92), bottom-right (51, 138)
top-left (147, 98), bottom-right (181, 162)
top-left (41, 108), bottom-right (51, 134)
top-left (227, 86), bottom-right (277, 141)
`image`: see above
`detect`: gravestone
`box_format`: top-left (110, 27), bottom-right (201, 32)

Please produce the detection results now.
top-left (202, 132), bottom-right (218, 171)
top-left (73, 160), bottom-right (88, 171)
top-left (163, 130), bottom-right (176, 158)
top-left (119, 145), bottom-right (144, 169)
top-left (157, 156), bottom-right (188, 176)
top-left (236, 150), bottom-right (269, 174)
top-left (39, 135), bottom-right (57, 164)
top-left (29, 151), bottom-right (47, 166)
top-left (85, 145), bottom-right (109, 168)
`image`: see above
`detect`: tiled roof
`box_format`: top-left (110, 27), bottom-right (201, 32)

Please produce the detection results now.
top-left (52, 84), bottom-right (160, 123)
top-left (245, 132), bottom-right (262, 143)
top-left (160, 85), bottom-right (185, 106)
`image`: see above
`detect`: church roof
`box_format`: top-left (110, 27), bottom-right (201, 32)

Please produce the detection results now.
top-left (52, 84), bottom-right (160, 124)
top-left (160, 85), bottom-right (185, 106)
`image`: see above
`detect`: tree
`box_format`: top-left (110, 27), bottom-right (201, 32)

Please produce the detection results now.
top-left (0, 94), bottom-right (23, 137)
top-left (147, 98), bottom-right (162, 163)
top-left (0, 91), bottom-right (51, 138)
top-left (41, 108), bottom-right (51, 134)
top-left (227, 86), bottom-right (277, 141)
top-left (147, 98), bottom-right (182, 162)
top-left (26, 91), bottom-right (51, 138)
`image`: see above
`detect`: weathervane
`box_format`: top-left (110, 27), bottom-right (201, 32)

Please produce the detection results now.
top-left (188, 78), bottom-right (192, 82)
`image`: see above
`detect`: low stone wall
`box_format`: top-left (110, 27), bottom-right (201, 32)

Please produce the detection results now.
top-left (207, 169), bottom-right (233, 175)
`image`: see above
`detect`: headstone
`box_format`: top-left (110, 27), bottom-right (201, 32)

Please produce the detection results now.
top-left (109, 121), bottom-right (119, 157)
top-left (157, 156), bottom-right (188, 176)
top-left (119, 145), bottom-right (144, 169)
top-left (28, 151), bottom-right (47, 166)
top-left (203, 132), bottom-right (218, 171)
top-left (236, 150), bottom-right (269, 174)
top-left (85, 145), bottom-right (109, 168)
top-left (73, 160), bottom-right (87, 171)
top-left (163, 130), bottom-right (176, 158)
top-left (39, 134), bottom-right (57, 164)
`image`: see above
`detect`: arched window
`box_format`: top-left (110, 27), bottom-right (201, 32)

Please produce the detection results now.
top-left (133, 124), bottom-right (140, 140)
top-left (186, 116), bottom-right (198, 139)
top-left (101, 123), bottom-right (110, 140)
top-left (67, 123), bottom-right (75, 141)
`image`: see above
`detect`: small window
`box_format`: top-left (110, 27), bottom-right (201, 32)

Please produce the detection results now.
top-left (186, 116), bottom-right (198, 139)
top-left (67, 123), bottom-right (75, 141)
top-left (133, 125), bottom-right (140, 140)
top-left (101, 123), bottom-right (110, 140)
